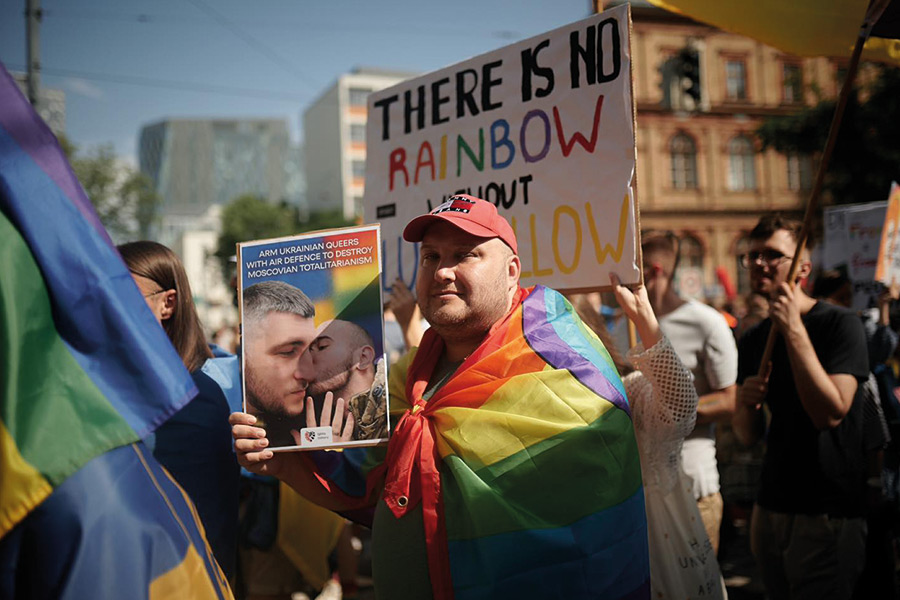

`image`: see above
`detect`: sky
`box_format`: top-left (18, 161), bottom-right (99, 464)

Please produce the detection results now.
top-left (0, 0), bottom-right (593, 163)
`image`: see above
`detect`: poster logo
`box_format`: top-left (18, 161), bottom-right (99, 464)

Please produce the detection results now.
top-left (298, 426), bottom-right (335, 447)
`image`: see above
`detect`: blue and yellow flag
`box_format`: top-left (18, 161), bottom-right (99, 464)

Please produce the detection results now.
top-left (0, 61), bottom-right (232, 599)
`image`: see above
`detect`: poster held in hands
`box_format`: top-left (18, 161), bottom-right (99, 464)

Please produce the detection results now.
top-left (364, 4), bottom-right (641, 295)
top-left (237, 224), bottom-right (390, 451)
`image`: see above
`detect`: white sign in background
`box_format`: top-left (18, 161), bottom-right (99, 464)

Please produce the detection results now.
top-left (823, 201), bottom-right (887, 310)
top-left (364, 4), bottom-right (639, 294)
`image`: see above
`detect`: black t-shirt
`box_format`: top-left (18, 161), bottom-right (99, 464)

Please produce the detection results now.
top-left (738, 301), bottom-right (869, 517)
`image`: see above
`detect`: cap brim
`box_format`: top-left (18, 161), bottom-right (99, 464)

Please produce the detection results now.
top-left (402, 213), bottom-right (499, 243)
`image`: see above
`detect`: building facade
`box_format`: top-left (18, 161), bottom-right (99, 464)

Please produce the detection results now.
top-left (138, 118), bottom-right (297, 247)
top-left (170, 206), bottom-right (238, 340)
top-left (303, 67), bottom-right (417, 220)
top-left (630, 3), bottom-right (840, 304)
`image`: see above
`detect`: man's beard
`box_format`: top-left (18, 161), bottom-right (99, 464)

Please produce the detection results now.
top-left (245, 365), bottom-right (303, 420)
top-left (421, 269), bottom-right (509, 341)
top-left (308, 356), bottom-right (354, 399)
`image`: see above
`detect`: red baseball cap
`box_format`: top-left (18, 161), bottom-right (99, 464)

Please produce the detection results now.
top-left (402, 195), bottom-right (518, 254)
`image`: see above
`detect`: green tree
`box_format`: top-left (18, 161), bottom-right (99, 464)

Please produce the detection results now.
top-left (216, 195), bottom-right (301, 271)
top-left (300, 208), bottom-right (355, 233)
top-left (60, 135), bottom-right (160, 241)
top-left (757, 65), bottom-right (900, 204)
top-left (119, 171), bottom-right (160, 239)
top-left (216, 196), bottom-right (355, 275)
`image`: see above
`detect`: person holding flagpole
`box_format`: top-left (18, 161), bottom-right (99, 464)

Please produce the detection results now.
top-left (734, 214), bottom-right (869, 600)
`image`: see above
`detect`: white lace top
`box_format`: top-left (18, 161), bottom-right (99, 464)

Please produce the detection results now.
top-left (624, 335), bottom-right (698, 493)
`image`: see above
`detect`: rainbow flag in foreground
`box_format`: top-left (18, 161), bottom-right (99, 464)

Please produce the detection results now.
top-left (308, 285), bottom-right (649, 599)
top-left (0, 63), bottom-right (230, 598)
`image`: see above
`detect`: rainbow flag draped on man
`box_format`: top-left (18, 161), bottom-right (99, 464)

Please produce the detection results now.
top-left (0, 63), bottom-right (232, 599)
top-left (308, 284), bottom-right (650, 599)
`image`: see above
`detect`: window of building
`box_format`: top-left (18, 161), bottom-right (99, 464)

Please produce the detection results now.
top-left (678, 235), bottom-right (704, 271)
top-left (353, 196), bottom-right (364, 217)
top-left (351, 159), bottom-right (366, 178)
top-left (349, 123), bottom-right (366, 143)
top-left (670, 133), bottom-right (698, 190)
top-left (725, 59), bottom-right (747, 101)
top-left (782, 63), bottom-right (803, 104)
top-left (786, 152), bottom-right (813, 191)
top-left (348, 87), bottom-right (371, 107)
top-left (727, 135), bottom-right (756, 191)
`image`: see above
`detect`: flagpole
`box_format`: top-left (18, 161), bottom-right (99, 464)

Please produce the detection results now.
top-left (755, 0), bottom-right (891, 377)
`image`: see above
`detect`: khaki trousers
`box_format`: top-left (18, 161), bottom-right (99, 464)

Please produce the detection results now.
top-left (749, 504), bottom-right (866, 600)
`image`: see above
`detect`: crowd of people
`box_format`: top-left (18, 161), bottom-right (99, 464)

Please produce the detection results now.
top-left (227, 201), bottom-right (900, 599)
top-left (17, 195), bottom-right (900, 600)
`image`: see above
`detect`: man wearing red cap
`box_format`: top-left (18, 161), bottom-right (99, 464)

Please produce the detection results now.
top-left (402, 194), bottom-right (520, 366)
top-left (231, 195), bottom-right (650, 600)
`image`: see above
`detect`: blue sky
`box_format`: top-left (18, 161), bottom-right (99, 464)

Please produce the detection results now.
top-left (0, 0), bottom-right (592, 162)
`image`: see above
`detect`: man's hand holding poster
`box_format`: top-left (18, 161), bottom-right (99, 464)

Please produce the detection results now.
top-left (238, 225), bottom-right (389, 451)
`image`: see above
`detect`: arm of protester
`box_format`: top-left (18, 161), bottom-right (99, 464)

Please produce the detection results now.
top-left (230, 412), bottom-right (352, 512)
top-left (733, 362), bottom-right (768, 447)
top-left (613, 273), bottom-right (698, 441)
top-left (610, 273), bottom-right (661, 349)
top-left (292, 391), bottom-right (355, 444)
top-left (390, 277), bottom-right (424, 350)
top-left (880, 288), bottom-right (893, 326)
top-left (696, 309), bottom-right (738, 425)
top-left (696, 385), bottom-right (737, 425)
top-left (771, 282), bottom-right (858, 430)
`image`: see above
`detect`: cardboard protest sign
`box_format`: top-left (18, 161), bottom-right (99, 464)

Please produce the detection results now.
top-left (364, 4), bottom-right (639, 294)
top-left (824, 201), bottom-right (888, 310)
top-left (875, 182), bottom-right (900, 296)
top-left (237, 225), bottom-right (389, 451)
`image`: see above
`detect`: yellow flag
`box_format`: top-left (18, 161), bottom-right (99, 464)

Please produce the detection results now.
top-left (646, 0), bottom-right (900, 65)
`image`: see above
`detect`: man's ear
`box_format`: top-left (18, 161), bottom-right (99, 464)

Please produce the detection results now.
top-left (160, 289), bottom-right (177, 321)
top-left (354, 345), bottom-right (376, 370)
top-left (796, 259), bottom-right (813, 285)
top-left (508, 254), bottom-right (521, 283)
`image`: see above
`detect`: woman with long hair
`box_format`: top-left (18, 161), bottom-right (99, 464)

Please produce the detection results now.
top-left (119, 241), bottom-right (239, 580)
top-left (120, 241), bottom-right (213, 371)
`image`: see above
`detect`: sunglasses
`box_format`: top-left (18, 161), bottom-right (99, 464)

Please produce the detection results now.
top-left (740, 250), bottom-right (793, 269)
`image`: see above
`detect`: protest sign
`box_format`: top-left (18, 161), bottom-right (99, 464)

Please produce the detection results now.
top-left (824, 200), bottom-right (887, 309)
top-left (364, 4), bottom-right (639, 293)
top-left (237, 225), bottom-right (389, 451)
top-left (875, 182), bottom-right (900, 296)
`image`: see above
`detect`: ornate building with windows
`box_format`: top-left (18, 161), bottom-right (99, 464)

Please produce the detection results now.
top-left (630, 3), bottom-right (839, 304)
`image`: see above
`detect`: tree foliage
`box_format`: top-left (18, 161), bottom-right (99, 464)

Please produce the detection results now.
top-left (61, 135), bottom-right (160, 241)
top-left (757, 65), bottom-right (900, 204)
top-left (301, 209), bottom-right (356, 232)
top-left (215, 195), bottom-right (355, 276)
